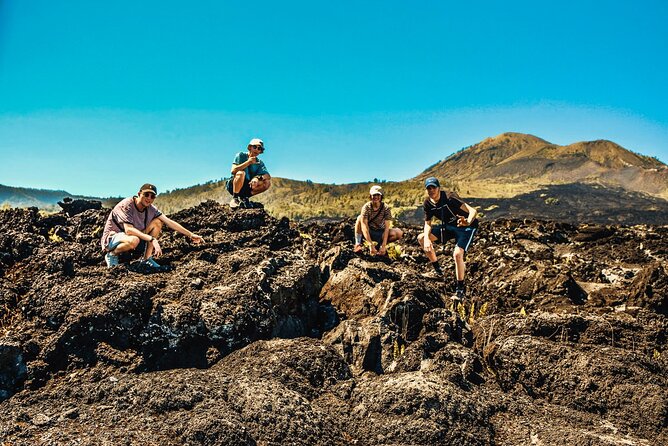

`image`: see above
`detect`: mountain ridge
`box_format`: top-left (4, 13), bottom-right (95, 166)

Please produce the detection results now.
top-left (4, 132), bottom-right (668, 223)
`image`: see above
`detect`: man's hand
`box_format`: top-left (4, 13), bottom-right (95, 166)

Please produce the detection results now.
top-left (369, 244), bottom-right (378, 256)
top-left (151, 239), bottom-right (163, 257)
top-left (423, 238), bottom-right (434, 254)
top-left (190, 234), bottom-right (204, 245)
top-left (457, 216), bottom-right (470, 227)
top-left (248, 156), bottom-right (259, 165)
top-left (379, 244), bottom-right (387, 256)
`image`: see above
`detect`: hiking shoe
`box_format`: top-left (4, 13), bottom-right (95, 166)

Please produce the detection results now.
top-left (229, 196), bottom-right (241, 209)
top-left (421, 270), bottom-right (444, 280)
top-left (452, 288), bottom-right (466, 302)
top-left (239, 197), bottom-right (253, 209)
top-left (105, 252), bottom-right (119, 268)
top-left (353, 244), bottom-right (363, 253)
top-left (141, 257), bottom-right (161, 268)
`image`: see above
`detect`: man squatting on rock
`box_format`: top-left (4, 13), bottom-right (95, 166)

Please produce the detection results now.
top-left (227, 138), bottom-right (272, 209)
top-left (101, 183), bottom-right (204, 268)
top-left (418, 177), bottom-right (478, 300)
top-left (353, 185), bottom-right (403, 255)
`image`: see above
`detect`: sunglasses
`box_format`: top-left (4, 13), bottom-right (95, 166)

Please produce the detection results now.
top-left (142, 192), bottom-right (156, 199)
top-left (253, 145), bottom-right (265, 153)
top-left (371, 194), bottom-right (382, 198)
top-left (426, 186), bottom-right (438, 190)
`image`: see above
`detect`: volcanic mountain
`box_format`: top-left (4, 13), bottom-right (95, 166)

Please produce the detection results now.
top-left (418, 132), bottom-right (668, 199)
top-left (3, 132), bottom-right (668, 224)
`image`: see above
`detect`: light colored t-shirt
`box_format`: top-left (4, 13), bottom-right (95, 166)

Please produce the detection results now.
top-left (361, 201), bottom-right (392, 231)
top-left (232, 152), bottom-right (269, 180)
top-left (100, 197), bottom-right (162, 250)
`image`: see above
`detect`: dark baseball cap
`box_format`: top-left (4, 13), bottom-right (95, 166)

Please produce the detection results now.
top-left (139, 183), bottom-right (157, 194)
top-left (424, 177), bottom-right (440, 188)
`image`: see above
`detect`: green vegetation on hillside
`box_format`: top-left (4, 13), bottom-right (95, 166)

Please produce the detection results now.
top-left (156, 177), bottom-right (458, 221)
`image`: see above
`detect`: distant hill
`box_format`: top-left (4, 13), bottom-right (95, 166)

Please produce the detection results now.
top-left (0, 184), bottom-right (78, 211)
top-left (4, 132), bottom-right (668, 224)
top-left (418, 132), bottom-right (668, 199)
top-left (0, 184), bottom-right (118, 212)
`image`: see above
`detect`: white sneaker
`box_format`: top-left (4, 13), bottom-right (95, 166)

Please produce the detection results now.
top-left (105, 252), bottom-right (119, 268)
top-left (229, 197), bottom-right (241, 209)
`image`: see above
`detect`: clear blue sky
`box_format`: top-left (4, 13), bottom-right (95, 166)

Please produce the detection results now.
top-left (1, 0), bottom-right (667, 198)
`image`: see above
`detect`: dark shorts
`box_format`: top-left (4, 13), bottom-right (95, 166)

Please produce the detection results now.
top-left (226, 176), bottom-right (252, 198)
top-left (369, 228), bottom-right (385, 245)
top-left (430, 221), bottom-right (478, 251)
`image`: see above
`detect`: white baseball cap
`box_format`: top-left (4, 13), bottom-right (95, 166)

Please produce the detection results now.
top-left (370, 185), bottom-right (383, 196)
top-left (248, 138), bottom-right (264, 148)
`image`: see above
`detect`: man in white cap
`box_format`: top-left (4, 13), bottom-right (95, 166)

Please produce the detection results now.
top-left (353, 185), bottom-right (403, 256)
top-left (227, 138), bottom-right (272, 209)
top-left (417, 177), bottom-right (478, 300)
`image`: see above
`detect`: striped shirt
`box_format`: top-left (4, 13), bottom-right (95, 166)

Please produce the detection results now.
top-left (361, 202), bottom-right (392, 231)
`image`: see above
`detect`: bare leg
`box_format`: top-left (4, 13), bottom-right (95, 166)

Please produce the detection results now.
top-left (417, 232), bottom-right (439, 263)
top-left (250, 176), bottom-right (272, 196)
top-left (453, 246), bottom-right (466, 281)
top-left (110, 235), bottom-right (140, 254)
top-left (388, 228), bottom-right (403, 242)
top-left (143, 219), bottom-right (164, 259)
top-left (232, 171), bottom-right (246, 194)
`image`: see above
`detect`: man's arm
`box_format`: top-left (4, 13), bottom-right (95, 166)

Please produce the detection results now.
top-left (122, 223), bottom-right (154, 242)
top-left (423, 220), bottom-right (434, 253)
top-left (231, 157), bottom-right (258, 174)
top-left (457, 203), bottom-right (478, 227)
top-left (360, 217), bottom-right (378, 254)
top-left (157, 215), bottom-right (204, 244)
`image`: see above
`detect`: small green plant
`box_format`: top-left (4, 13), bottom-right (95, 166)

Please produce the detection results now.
top-left (48, 228), bottom-right (63, 243)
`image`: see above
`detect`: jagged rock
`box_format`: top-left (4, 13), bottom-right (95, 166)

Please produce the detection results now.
top-left (57, 197), bottom-right (102, 217)
top-left (0, 205), bottom-right (666, 445)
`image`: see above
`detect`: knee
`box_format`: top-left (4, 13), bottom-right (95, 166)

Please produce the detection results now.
top-left (265, 177), bottom-right (272, 189)
top-left (150, 219), bottom-right (163, 234)
top-left (234, 171), bottom-right (245, 180)
top-left (128, 236), bottom-right (141, 249)
top-left (417, 233), bottom-right (425, 245)
top-left (453, 248), bottom-right (464, 261)
top-left (394, 228), bottom-right (404, 240)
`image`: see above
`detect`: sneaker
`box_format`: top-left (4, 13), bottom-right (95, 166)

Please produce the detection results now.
top-left (353, 244), bottom-right (363, 253)
top-left (239, 197), bottom-right (252, 209)
top-left (229, 196), bottom-right (241, 209)
top-left (421, 270), bottom-right (444, 280)
top-left (105, 251), bottom-right (119, 268)
top-left (141, 257), bottom-right (162, 268)
top-left (452, 288), bottom-right (466, 302)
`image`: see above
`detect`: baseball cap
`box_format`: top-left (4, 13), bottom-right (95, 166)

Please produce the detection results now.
top-left (424, 177), bottom-right (440, 188)
top-left (370, 185), bottom-right (383, 196)
top-left (140, 183), bottom-right (158, 194)
top-left (248, 138), bottom-right (264, 148)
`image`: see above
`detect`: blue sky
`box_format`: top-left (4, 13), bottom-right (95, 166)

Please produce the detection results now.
top-left (1, 0), bottom-right (667, 197)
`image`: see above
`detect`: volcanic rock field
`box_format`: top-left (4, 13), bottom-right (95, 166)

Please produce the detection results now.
top-left (0, 200), bottom-right (666, 445)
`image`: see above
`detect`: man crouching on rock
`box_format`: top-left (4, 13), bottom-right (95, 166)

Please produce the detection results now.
top-left (418, 177), bottom-right (478, 301)
top-left (227, 138), bottom-right (272, 209)
top-left (101, 183), bottom-right (204, 268)
top-left (353, 185), bottom-right (403, 255)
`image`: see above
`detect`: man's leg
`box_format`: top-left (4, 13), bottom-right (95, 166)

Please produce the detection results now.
top-left (232, 171), bottom-right (246, 195)
top-left (249, 175), bottom-right (271, 196)
top-left (105, 233), bottom-right (140, 267)
top-left (453, 246), bottom-right (466, 281)
top-left (417, 232), bottom-right (439, 263)
top-left (353, 215), bottom-right (364, 252)
top-left (143, 219), bottom-right (164, 260)
top-left (109, 234), bottom-right (140, 254)
top-left (388, 228), bottom-right (403, 242)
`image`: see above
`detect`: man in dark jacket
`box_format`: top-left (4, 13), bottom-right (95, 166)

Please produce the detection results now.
top-left (417, 177), bottom-right (478, 300)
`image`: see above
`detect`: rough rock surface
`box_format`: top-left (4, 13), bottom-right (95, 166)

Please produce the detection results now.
top-left (1, 200), bottom-right (666, 445)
